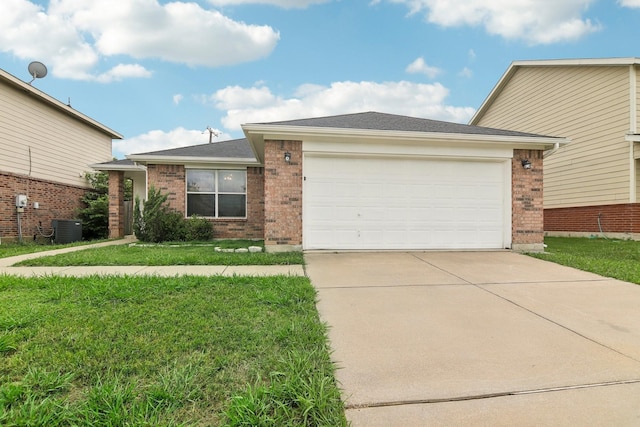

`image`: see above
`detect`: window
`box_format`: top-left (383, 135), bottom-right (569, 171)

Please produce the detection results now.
top-left (186, 169), bottom-right (247, 218)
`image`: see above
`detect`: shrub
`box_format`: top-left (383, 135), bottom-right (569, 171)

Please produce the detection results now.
top-left (185, 216), bottom-right (213, 241)
top-left (134, 187), bottom-right (185, 243)
top-left (78, 172), bottom-right (109, 240)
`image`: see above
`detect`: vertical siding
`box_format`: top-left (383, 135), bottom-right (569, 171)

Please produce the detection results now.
top-left (476, 66), bottom-right (631, 208)
top-left (0, 81), bottom-right (112, 188)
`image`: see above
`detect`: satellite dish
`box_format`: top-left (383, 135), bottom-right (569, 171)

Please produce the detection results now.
top-left (27, 61), bottom-right (48, 84)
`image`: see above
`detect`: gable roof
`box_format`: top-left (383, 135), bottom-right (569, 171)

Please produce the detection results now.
top-left (127, 138), bottom-right (258, 165)
top-left (0, 68), bottom-right (123, 139)
top-left (243, 111), bottom-right (566, 164)
top-left (470, 57), bottom-right (640, 125)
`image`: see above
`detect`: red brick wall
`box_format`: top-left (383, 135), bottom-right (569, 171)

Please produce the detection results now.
top-left (146, 164), bottom-right (264, 240)
top-left (512, 149), bottom-right (544, 246)
top-left (0, 171), bottom-right (87, 241)
top-left (263, 140), bottom-right (303, 249)
top-left (545, 203), bottom-right (640, 234)
top-left (108, 171), bottom-right (125, 238)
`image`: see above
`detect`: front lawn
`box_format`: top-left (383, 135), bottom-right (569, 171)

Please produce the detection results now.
top-left (528, 237), bottom-right (640, 284)
top-left (0, 274), bottom-right (347, 426)
top-left (14, 242), bottom-right (304, 267)
top-left (0, 239), bottom-right (112, 259)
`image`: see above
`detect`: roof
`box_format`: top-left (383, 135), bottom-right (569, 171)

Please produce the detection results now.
top-left (243, 111), bottom-right (567, 164)
top-left (0, 68), bottom-right (123, 139)
top-left (91, 158), bottom-right (146, 171)
top-left (470, 57), bottom-right (640, 125)
top-left (259, 111), bottom-right (546, 138)
top-left (127, 138), bottom-right (258, 165)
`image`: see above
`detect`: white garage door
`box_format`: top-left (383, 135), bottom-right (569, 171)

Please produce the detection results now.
top-left (303, 154), bottom-right (509, 250)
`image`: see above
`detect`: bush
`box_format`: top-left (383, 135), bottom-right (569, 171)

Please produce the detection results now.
top-left (134, 187), bottom-right (212, 243)
top-left (185, 216), bottom-right (213, 241)
top-left (78, 172), bottom-right (109, 240)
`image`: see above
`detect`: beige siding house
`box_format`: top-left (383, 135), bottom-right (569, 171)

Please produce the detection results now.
top-left (471, 58), bottom-right (640, 238)
top-left (0, 68), bottom-right (122, 241)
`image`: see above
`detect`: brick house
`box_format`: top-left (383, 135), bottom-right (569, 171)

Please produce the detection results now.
top-left (0, 67), bottom-right (122, 242)
top-left (100, 112), bottom-right (565, 252)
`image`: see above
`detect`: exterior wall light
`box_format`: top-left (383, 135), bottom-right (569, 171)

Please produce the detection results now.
top-left (284, 152), bottom-right (291, 163)
top-left (521, 159), bottom-right (532, 169)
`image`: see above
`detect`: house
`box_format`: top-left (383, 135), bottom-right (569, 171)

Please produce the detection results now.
top-left (0, 67), bottom-right (122, 241)
top-left (102, 111), bottom-right (565, 252)
top-left (470, 58), bottom-right (640, 239)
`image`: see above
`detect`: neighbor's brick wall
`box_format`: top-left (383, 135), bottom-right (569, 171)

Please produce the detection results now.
top-left (108, 171), bottom-right (125, 238)
top-left (512, 149), bottom-right (544, 246)
top-left (0, 171), bottom-right (87, 241)
top-left (146, 164), bottom-right (264, 239)
top-left (263, 140), bottom-right (303, 248)
top-left (545, 203), bottom-right (640, 234)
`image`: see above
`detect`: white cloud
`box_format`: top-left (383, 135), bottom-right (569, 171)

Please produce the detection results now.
top-left (383, 0), bottom-right (601, 44)
top-left (458, 67), bottom-right (472, 78)
top-left (405, 57), bottom-right (442, 78)
top-left (208, 0), bottom-right (330, 7)
top-left (114, 127), bottom-right (232, 157)
top-left (619, 0), bottom-right (640, 6)
top-left (173, 94), bottom-right (184, 105)
top-left (210, 80), bottom-right (475, 130)
top-left (0, 0), bottom-right (279, 81)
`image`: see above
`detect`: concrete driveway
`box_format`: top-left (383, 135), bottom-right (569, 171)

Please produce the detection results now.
top-left (305, 251), bottom-right (640, 426)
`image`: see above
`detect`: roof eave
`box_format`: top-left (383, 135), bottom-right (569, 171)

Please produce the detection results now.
top-left (90, 162), bottom-right (147, 172)
top-left (0, 68), bottom-right (123, 139)
top-left (126, 154), bottom-right (260, 166)
top-left (243, 124), bottom-right (567, 151)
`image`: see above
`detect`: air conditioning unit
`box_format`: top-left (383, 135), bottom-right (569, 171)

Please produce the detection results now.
top-left (52, 219), bottom-right (82, 244)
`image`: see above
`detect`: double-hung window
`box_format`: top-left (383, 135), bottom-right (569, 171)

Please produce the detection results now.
top-left (186, 169), bottom-right (247, 218)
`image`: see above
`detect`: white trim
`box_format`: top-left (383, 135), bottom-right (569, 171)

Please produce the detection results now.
top-left (126, 154), bottom-right (259, 166)
top-left (631, 65), bottom-right (638, 133)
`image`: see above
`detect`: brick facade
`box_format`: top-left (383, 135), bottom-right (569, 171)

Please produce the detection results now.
top-left (545, 203), bottom-right (640, 237)
top-left (111, 164), bottom-right (265, 240)
top-left (0, 171), bottom-right (87, 241)
top-left (263, 140), bottom-right (303, 251)
top-left (511, 149), bottom-right (544, 251)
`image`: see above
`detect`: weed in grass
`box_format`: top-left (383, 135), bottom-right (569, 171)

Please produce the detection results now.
top-left (0, 333), bottom-right (17, 354)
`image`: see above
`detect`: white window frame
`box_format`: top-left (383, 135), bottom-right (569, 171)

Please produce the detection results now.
top-left (186, 169), bottom-right (247, 218)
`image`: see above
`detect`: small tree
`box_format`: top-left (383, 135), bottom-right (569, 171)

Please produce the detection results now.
top-left (79, 172), bottom-right (109, 240)
top-left (134, 186), bottom-right (188, 243)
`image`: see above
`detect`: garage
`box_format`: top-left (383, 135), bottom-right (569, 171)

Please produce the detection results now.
top-left (303, 153), bottom-right (511, 250)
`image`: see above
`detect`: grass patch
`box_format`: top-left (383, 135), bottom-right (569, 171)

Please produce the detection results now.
top-left (0, 239), bottom-right (112, 259)
top-left (0, 274), bottom-right (347, 426)
top-left (528, 237), bottom-right (640, 284)
top-left (14, 241), bottom-right (304, 267)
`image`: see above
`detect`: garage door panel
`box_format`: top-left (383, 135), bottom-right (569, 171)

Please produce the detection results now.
top-left (303, 155), bottom-right (508, 250)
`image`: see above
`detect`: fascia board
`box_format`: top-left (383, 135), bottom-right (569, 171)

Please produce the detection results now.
top-left (0, 68), bottom-right (123, 139)
top-left (625, 134), bottom-right (640, 142)
top-left (242, 124), bottom-right (567, 150)
top-left (126, 154), bottom-right (260, 166)
top-left (90, 163), bottom-right (147, 172)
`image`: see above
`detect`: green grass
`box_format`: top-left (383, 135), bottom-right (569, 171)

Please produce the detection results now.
top-left (14, 241), bottom-right (304, 267)
top-left (0, 274), bottom-right (347, 426)
top-left (0, 239), bottom-right (112, 259)
top-left (528, 237), bottom-right (640, 284)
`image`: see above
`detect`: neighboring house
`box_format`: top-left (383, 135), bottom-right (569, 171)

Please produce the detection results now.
top-left (0, 67), bottom-right (123, 241)
top-left (471, 57), bottom-right (640, 238)
top-left (100, 111), bottom-right (565, 252)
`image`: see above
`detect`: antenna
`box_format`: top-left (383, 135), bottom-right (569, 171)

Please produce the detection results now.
top-left (27, 61), bottom-right (48, 85)
top-left (202, 126), bottom-right (220, 143)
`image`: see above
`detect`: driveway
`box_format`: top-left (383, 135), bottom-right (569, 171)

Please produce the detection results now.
top-left (305, 251), bottom-right (640, 426)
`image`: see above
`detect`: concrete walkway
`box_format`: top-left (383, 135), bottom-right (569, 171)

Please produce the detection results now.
top-left (0, 237), bottom-right (304, 276)
top-left (306, 251), bottom-right (640, 426)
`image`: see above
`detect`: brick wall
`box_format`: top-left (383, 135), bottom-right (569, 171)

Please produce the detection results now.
top-left (512, 149), bottom-right (544, 249)
top-left (0, 171), bottom-right (87, 241)
top-left (108, 171), bottom-right (125, 238)
top-left (545, 203), bottom-right (640, 234)
top-left (146, 164), bottom-right (264, 240)
top-left (263, 140), bottom-right (303, 250)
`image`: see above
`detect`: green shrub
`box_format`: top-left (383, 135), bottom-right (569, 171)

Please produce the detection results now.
top-left (185, 216), bottom-right (213, 241)
top-left (134, 187), bottom-right (186, 243)
top-left (78, 172), bottom-right (109, 240)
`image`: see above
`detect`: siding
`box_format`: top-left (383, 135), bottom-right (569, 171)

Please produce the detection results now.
top-left (0, 80), bottom-right (112, 188)
top-left (476, 66), bottom-right (631, 209)
top-left (636, 65), bottom-right (640, 133)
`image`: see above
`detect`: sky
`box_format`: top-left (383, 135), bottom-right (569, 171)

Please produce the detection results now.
top-left (1, 0), bottom-right (640, 159)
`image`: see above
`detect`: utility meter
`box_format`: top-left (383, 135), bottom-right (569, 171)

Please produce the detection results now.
top-left (15, 194), bottom-right (27, 208)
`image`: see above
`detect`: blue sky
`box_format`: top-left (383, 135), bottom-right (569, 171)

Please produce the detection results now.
top-left (1, 0), bottom-right (640, 159)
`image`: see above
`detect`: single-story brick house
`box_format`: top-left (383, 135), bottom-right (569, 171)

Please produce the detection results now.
top-left (97, 112), bottom-right (566, 252)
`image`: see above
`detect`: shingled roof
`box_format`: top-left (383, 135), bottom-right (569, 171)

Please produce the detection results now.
top-left (129, 138), bottom-right (255, 159)
top-left (257, 111), bottom-right (550, 138)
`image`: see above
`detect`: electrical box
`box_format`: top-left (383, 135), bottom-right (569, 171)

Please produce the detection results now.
top-left (15, 194), bottom-right (27, 208)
